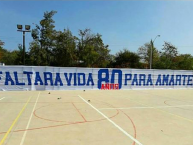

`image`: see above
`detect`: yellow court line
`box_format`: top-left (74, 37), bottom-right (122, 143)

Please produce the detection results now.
top-left (126, 98), bottom-right (193, 124)
top-left (0, 96), bottom-right (33, 145)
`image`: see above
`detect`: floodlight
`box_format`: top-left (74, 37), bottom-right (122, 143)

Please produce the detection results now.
top-left (25, 25), bottom-right (30, 30)
top-left (16, 24), bottom-right (31, 65)
top-left (17, 24), bottom-right (22, 30)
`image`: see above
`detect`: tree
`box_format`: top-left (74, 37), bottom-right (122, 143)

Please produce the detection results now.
top-left (0, 43), bottom-right (29, 65)
top-left (106, 54), bottom-right (116, 68)
top-left (14, 44), bottom-right (30, 65)
top-left (0, 48), bottom-right (18, 65)
top-left (29, 40), bottom-right (49, 66)
top-left (138, 42), bottom-right (159, 68)
top-left (29, 11), bottom-right (111, 67)
top-left (158, 42), bottom-right (178, 69)
top-left (0, 47), bottom-right (5, 63)
top-left (30, 10), bottom-right (57, 66)
top-left (0, 46), bottom-right (3, 62)
top-left (113, 49), bottom-right (141, 68)
top-left (176, 54), bottom-right (193, 70)
top-left (77, 29), bottom-right (111, 67)
top-left (0, 40), bottom-right (4, 46)
top-left (52, 29), bottom-right (77, 66)
top-left (0, 40), bottom-right (5, 61)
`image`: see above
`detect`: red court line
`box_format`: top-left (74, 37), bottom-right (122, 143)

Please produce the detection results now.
top-left (0, 101), bottom-right (120, 135)
top-left (0, 121), bottom-right (86, 135)
top-left (93, 99), bottom-right (137, 145)
top-left (33, 101), bottom-right (119, 123)
top-left (71, 102), bottom-right (87, 122)
top-left (120, 110), bottom-right (137, 145)
top-left (33, 104), bottom-right (69, 122)
top-left (164, 100), bottom-right (192, 111)
top-left (0, 98), bottom-right (137, 145)
top-left (0, 109), bottom-right (119, 135)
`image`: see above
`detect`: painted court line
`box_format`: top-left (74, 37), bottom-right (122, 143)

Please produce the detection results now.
top-left (72, 102), bottom-right (87, 122)
top-left (0, 97), bottom-right (5, 101)
top-left (0, 96), bottom-right (32, 145)
top-left (99, 104), bottom-right (193, 110)
top-left (78, 95), bottom-right (144, 145)
top-left (20, 92), bottom-right (41, 145)
top-left (126, 97), bottom-right (193, 124)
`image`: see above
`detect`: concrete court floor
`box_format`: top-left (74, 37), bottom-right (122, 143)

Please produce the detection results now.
top-left (0, 89), bottom-right (193, 145)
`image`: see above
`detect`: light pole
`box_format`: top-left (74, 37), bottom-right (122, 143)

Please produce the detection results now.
top-left (17, 25), bottom-right (31, 65)
top-left (150, 35), bottom-right (160, 69)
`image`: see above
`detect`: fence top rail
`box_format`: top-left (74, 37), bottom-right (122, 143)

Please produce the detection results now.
top-left (0, 65), bottom-right (193, 72)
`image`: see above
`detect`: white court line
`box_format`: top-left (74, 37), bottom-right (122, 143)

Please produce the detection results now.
top-left (0, 97), bottom-right (5, 101)
top-left (99, 105), bottom-right (193, 110)
top-left (78, 95), bottom-right (144, 145)
top-left (20, 92), bottom-right (41, 145)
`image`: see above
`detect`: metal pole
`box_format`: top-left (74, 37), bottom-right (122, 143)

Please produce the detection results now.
top-left (150, 35), bottom-right (160, 69)
top-left (150, 39), bottom-right (153, 69)
top-left (151, 41), bottom-right (154, 69)
top-left (17, 24), bottom-right (31, 65)
top-left (23, 31), bottom-right (25, 65)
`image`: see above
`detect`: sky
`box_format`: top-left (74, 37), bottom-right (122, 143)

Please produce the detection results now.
top-left (0, 1), bottom-right (193, 55)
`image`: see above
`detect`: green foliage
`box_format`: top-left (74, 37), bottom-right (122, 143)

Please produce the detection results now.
top-left (1, 11), bottom-right (193, 70)
top-left (176, 54), bottom-right (193, 70)
top-left (77, 29), bottom-right (111, 67)
top-left (113, 49), bottom-right (141, 68)
top-left (52, 29), bottom-right (77, 66)
top-left (30, 10), bottom-right (57, 66)
top-left (0, 47), bottom-right (19, 65)
top-left (137, 42), bottom-right (159, 69)
top-left (29, 41), bottom-right (43, 65)
top-left (157, 42), bottom-right (179, 69)
top-left (29, 11), bottom-right (111, 68)
top-left (0, 40), bottom-right (4, 61)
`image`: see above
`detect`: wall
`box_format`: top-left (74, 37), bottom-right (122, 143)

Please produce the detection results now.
top-left (0, 66), bottom-right (193, 91)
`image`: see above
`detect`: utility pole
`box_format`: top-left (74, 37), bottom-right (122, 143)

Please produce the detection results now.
top-left (17, 25), bottom-right (31, 65)
top-left (150, 35), bottom-right (160, 69)
top-left (150, 39), bottom-right (153, 69)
